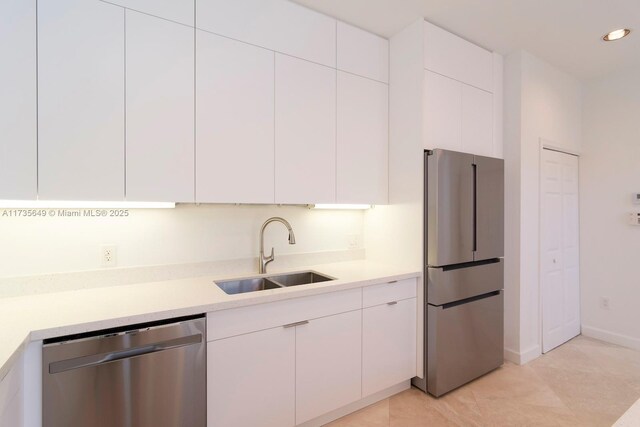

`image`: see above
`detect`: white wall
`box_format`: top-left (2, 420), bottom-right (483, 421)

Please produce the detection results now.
top-left (580, 65), bottom-right (640, 350)
top-left (0, 204), bottom-right (364, 278)
top-left (503, 50), bottom-right (582, 363)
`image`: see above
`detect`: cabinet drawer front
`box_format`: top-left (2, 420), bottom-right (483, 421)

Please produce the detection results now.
top-left (207, 288), bottom-right (361, 340)
top-left (363, 298), bottom-right (417, 396)
top-left (362, 278), bottom-right (417, 308)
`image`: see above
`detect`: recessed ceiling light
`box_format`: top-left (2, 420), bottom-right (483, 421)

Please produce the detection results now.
top-left (603, 28), bottom-right (631, 41)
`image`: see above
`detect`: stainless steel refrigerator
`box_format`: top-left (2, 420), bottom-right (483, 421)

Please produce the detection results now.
top-left (413, 149), bottom-right (504, 397)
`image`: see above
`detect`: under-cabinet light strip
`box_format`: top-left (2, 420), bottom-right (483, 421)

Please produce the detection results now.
top-left (0, 200), bottom-right (176, 209)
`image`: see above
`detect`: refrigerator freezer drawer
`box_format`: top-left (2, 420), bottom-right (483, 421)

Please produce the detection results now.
top-left (428, 259), bottom-right (503, 306)
top-left (427, 291), bottom-right (503, 397)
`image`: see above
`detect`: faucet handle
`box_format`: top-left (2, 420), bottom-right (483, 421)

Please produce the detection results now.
top-left (267, 247), bottom-right (274, 262)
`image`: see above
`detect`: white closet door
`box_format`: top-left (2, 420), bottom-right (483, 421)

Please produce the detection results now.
top-left (541, 148), bottom-right (580, 353)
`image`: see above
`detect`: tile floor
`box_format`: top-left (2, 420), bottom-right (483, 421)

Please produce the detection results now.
top-left (327, 335), bottom-right (640, 426)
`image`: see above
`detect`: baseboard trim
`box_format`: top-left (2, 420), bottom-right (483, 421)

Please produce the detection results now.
top-left (503, 345), bottom-right (541, 365)
top-left (582, 325), bottom-right (640, 351)
top-left (298, 381), bottom-right (411, 427)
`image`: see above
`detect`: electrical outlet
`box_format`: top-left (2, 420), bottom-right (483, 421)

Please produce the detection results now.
top-left (347, 234), bottom-right (359, 249)
top-left (101, 245), bottom-right (117, 268)
top-left (599, 296), bottom-right (610, 310)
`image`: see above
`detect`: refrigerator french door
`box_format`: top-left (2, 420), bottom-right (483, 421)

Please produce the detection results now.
top-left (415, 149), bottom-right (504, 397)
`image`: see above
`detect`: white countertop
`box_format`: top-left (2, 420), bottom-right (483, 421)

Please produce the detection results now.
top-left (0, 260), bottom-right (420, 382)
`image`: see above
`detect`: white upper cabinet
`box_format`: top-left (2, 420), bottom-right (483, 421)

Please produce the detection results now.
top-left (38, 0), bottom-right (125, 201)
top-left (337, 71), bottom-right (388, 204)
top-left (337, 22), bottom-right (388, 83)
top-left (196, 32), bottom-right (274, 204)
top-left (125, 10), bottom-right (194, 202)
top-left (295, 310), bottom-right (362, 424)
top-left (423, 20), bottom-right (493, 92)
top-left (102, 0), bottom-right (194, 26)
top-left (0, 0), bottom-right (36, 200)
top-left (196, 0), bottom-right (336, 67)
top-left (461, 84), bottom-right (493, 157)
top-left (423, 70), bottom-right (462, 151)
top-left (275, 54), bottom-right (336, 204)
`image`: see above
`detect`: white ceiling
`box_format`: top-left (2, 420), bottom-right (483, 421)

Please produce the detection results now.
top-left (291, 0), bottom-right (640, 81)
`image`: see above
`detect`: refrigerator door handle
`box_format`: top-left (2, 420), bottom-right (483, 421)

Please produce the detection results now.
top-left (472, 162), bottom-right (477, 254)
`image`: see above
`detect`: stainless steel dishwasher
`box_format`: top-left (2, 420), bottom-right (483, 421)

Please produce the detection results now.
top-left (43, 315), bottom-right (206, 427)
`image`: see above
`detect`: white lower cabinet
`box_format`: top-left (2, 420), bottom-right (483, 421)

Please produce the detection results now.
top-left (295, 310), bottom-right (362, 424)
top-left (362, 298), bottom-right (417, 396)
top-left (207, 326), bottom-right (295, 427)
top-left (0, 354), bottom-right (24, 427)
top-left (207, 283), bottom-right (416, 426)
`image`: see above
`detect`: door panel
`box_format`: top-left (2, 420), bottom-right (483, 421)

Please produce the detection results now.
top-left (474, 154), bottom-right (504, 260)
top-left (125, 10), bottom-right (194, 202)
top-left (208, 327), bottom-right (295, 427)
top-left (295, 310), bottom-right (361, 424)
top-left (427, 149), bottom-right (474, 266)
top-left (541, 149), bottom-right (580, 353)
top-left (38, 0), bottom-right (125, 200)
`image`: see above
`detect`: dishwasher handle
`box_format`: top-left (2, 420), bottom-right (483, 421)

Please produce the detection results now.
top-left (49, 333), bottom-right (202, 374)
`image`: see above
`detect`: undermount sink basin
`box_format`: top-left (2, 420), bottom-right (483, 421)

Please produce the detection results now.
top-left (268, 271), bottom-right (335, 287)
top-left (215, 271), bottom-right (335, 294)
top-left (216, 277), bottom-right (282, 295)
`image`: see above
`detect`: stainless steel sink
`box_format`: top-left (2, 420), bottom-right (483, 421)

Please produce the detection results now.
top-left (215, 270), bottom-right (335, 294)
top-left (268, 271), bottom-right (335, 287)
top-left (216, 277), bottom-right (282, 295)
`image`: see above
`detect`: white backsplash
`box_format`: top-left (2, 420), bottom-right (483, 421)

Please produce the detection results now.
top-left (0, 204), bottom-right (365, 294)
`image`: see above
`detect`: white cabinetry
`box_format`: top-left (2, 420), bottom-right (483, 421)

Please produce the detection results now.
top-left (208, 327), bottom-right (295, 427)
top-left (125, 10), bottom-right (194, 202)
top-left (295, 310), bottom-right (362, 424)
top-left (423, 70), bottom-right (494, 157)
top-left (461, 85), bottom-right (493, 157)
top-left (37, 0), bottom-right (125, 200)
top-left (196, 0), bottom-right (336, 67)
top-left (337, 72), bottom-right (388, 204)
top-left (275, 54), bottom-right (336, 204)
top-left (196, 32), bottom-right (274, 203)
top-left (0, 355), bottom-right (24, 427)
top-left (0, 0), bottom-right (36, 200)
top-left (337, 22), bottom-right (388, 83)
top-left (103, 0), bottom-right (194, 26)
top-left (423, 70), bottom-right (462, 152)
top-left (423, 20), bottom-right (492, 92)
top-left (363, 298), bottom-right (416, 396)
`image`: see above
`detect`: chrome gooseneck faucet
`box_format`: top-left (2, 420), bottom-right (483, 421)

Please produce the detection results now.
top-left (259, 217), bottom-right (296, 274)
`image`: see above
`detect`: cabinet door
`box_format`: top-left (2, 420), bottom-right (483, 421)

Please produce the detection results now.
top-left (196, 31), bottom-right (274, 203)
top-left (275, 54), bottom-right (336, 204)
top-left (461, 85), bottom-right (493, 157)
top-left (423, 70), bottom-right (461, 151)
top-left (337, 22), bottom-right (388, 83)
top-left (363, 298), bottom-right (417, 396)
top-left (208, 327), bottom-right (295, 427)
top-left (103, 0), bottom-right (193, 26)
top-left (337, 72), bottom-right (388, 204)
top-left (196, 0), bottom-right (336, 67)
top-left (125, 10), bottom-right (194, 202)
top-left (38, 0), bottom-right (124, 200)
top-left (296, 310), bottom-right (361, 424)
top-left (0, 0), bottom-right (36, 200)
top-left (423, 20), bottom-right (493, 92)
